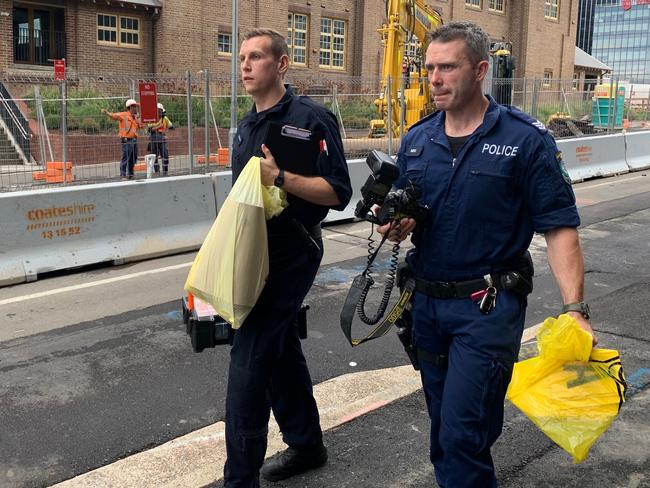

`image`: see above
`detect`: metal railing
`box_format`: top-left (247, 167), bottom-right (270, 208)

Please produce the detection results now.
top-left (0, 81), bottom-right (31, 163)
top-left (1, 70), bottom-right (649, 193)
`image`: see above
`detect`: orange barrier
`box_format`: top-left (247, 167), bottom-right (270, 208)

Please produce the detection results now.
top-left (46, 174), bottom-right (74, 183)
top-left (197, 154), bottom-right (218, 165)
top-left (47, 161), bottom-right (72, 170)
top-left (217, 147), bottom-right (229, 166)
top-left (31, 161), bottom-right (75, 183)
top-left (134, 163), bottom-right (147, 172)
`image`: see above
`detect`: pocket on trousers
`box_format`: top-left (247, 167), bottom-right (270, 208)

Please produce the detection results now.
top-left (476, 359), bottom-right (511, 452)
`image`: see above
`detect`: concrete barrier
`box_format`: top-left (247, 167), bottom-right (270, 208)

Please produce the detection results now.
top-left (557, 134), bottom-right (629, 182)
top-left (0, 175), bottom-right (217, 286)
top-left (208, 164), bottom-right (364, 224)
top-left (624, 130), bottom-right (650, 171)
top-left (324, 158), bottom-right (365, 223)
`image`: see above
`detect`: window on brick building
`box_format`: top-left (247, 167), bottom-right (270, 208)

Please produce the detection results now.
top-left (319, 17), bottom-right (345, 69)
top-left (217, 33), bottom-right (232, 56)
top-left (543, 69), bottom-right (553, 87)
top-left (288, 13), bottom-right (309, 66)
top-left (465, 0), bottom-right (481, 8)
top-left (572, 72), bottom-right (579, 90)
top-left (13, 4), bottom-right (66, 65)
top-left (488, 0), bottom-right (504, 13)
top-left (97, 14), bottom-right (140, 48)
top-left (544, 0), bottom-right (559, 20)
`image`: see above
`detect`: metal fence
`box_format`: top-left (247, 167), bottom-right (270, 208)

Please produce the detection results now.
top-left (1, 71), bottom-right (649, 193)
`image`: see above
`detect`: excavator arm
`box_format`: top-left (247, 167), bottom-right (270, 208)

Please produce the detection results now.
top-left (370, 0), bottom-right (443, 138)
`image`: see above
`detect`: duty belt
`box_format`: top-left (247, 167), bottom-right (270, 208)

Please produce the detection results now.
top-left (414, 276), bottom-right (498, 299)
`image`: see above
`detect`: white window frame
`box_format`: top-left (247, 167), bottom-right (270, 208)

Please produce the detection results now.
top-left (97, 13), bottom-right (141, 48)
top-left (319, 17), bottom-right (345, 70)
top-left (465, 0), bottom-right (481, 8)
top-left (488, 0), bottom-right (504, 13)
top-left (217, 33), bottom-right (232, 56)
top-left (543, 70), bottom-right (553, 87)
top-left (544, 0), bottom-right (559, 20)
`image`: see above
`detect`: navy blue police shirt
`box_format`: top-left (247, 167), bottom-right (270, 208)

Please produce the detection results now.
top-left (232, 85), bottom-right (352, 231)
top-left (395, 95), bottom-right (580, 282)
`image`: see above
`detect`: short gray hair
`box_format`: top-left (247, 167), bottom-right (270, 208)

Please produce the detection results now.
top-left (428, 21), bottom-right (490, 63)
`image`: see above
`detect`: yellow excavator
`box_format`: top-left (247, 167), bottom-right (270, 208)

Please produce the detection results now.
top-left (369, 0), bottom-right (443, 138)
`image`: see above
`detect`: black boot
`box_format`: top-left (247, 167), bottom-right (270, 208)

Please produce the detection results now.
top-left (260, 444), bottom-right (327, 482)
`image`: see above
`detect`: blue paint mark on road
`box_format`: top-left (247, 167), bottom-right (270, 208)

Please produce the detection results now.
top-left (314, 257), bottom-right (396, 286)
top-left (626, 367), bottom-right (650, 390)
top-left (166, 310), bottom-right (183, 321)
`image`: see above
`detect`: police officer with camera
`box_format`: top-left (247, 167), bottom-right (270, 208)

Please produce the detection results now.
top-left (223, 28), bottom-right (351, 488)
top-left (379, 22), bottom-right (596, 487)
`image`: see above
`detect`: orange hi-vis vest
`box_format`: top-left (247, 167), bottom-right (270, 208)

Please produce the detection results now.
top-left (151, 116), bottom-right (172, 134)
top-left (111, 111), bottom-right (141, 139)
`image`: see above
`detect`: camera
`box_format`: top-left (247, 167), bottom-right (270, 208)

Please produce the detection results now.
top-left (355, 150), bottom-right (428, 226)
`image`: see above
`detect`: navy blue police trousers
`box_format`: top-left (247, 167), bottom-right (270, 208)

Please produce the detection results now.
top-left (411, 290), bottom-right (526, 488)
top-left (223, 235), bottom-right (324, 488)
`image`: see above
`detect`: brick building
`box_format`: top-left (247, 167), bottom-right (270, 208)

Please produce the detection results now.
top-left (0, 0), bottom-right (576, 80)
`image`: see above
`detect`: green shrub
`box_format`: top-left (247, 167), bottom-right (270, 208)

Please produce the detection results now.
top-left (80, 117), bottom-right (101, 134)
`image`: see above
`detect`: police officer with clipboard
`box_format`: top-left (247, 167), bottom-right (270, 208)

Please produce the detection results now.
top-left (223, 28), bottom-right (351, 488)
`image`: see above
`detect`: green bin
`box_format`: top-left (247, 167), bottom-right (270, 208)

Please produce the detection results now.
top-left (592, 84), bottom-right (625, 128)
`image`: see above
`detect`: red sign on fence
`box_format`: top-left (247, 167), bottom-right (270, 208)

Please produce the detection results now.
top-left (54, 59), bottom-right (65, 81)
top-left (138, 82), bottom-right (158, 123)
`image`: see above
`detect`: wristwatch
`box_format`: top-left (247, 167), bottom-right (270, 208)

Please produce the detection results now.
top-left (561, 302), bottom-right (591, 320)
top-left (274, 169), bottom-right (285, 188)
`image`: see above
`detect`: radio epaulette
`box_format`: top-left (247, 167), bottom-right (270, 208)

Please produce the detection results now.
top-left (506, 106), bottom-right (548, 134)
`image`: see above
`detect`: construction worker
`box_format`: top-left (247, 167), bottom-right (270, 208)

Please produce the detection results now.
top-left (148, 102), bottom-right (173, 175)
top-left (101, 99), bottom-right (143, 179)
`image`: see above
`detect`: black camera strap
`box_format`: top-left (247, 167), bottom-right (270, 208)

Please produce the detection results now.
top-left (340, 276), bottom-right (415, 347)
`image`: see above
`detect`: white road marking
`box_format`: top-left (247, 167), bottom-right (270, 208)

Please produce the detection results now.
top-left (0, 262), bottom-right (193, 306)
top-left (575, 174), bottom-right (646, 191)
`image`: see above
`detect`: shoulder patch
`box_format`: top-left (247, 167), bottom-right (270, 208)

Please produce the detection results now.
top-left (556, 150), bottom-right (572, 185)
top-left (507, 106), bottom-right (548, 134)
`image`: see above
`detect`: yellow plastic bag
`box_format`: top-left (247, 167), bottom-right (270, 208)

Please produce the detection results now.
top-left (507, 315), bottom-right (626, 463)
top-left (184, 156), bottom-right (285, 328)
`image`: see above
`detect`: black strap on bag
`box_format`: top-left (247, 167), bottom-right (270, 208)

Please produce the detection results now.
top-left (340, 275), bottom-right (415, 346)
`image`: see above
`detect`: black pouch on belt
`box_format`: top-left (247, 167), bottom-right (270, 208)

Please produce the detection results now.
top-left (500, 251), bottom-right (534, 296)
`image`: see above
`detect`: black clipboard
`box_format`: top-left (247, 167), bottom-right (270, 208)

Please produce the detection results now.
top-left (263, 122), bottom-right (321, 176)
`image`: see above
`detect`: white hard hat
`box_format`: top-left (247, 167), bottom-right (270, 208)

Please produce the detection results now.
top-left (125, 98), bottom-right (139, 108)
top-left (157, 102), bottom-right (165, 111)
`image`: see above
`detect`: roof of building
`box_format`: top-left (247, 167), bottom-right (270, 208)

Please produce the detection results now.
top-left (130, 0), bottom-right (162, 7)
top-left (575, 46), bottom-right (611, 71)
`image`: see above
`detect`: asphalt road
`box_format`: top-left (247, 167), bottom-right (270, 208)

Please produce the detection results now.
top-left (1, 171), bottom-right (649, 488)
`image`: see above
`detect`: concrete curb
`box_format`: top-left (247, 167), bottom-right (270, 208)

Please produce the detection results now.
top-left (52, 324), bottom-right (544, 488)
top-left (51, 366), bottom-right (421, 488)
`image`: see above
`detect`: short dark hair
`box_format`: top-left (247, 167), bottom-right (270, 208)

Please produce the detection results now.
top-left (242, 28), bottom-right (289, 60)
top-left (427, 21), bottom-right (490, 63)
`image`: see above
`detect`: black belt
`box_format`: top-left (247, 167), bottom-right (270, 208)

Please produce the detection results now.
top-left (121, 137), bottom-right (136, 142)
top-left (414, 275), bottom-right (501, 299)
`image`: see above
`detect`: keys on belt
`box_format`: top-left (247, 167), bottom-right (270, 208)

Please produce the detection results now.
top-left (470, 274), bottom-right (498, 314)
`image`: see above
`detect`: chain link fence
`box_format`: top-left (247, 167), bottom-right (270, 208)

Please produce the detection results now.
top-left (2, 71), bottom-right (649, 192)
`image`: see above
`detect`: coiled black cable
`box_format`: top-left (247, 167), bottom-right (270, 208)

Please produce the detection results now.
top-left (356, 222), bottom-right (402, 325)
